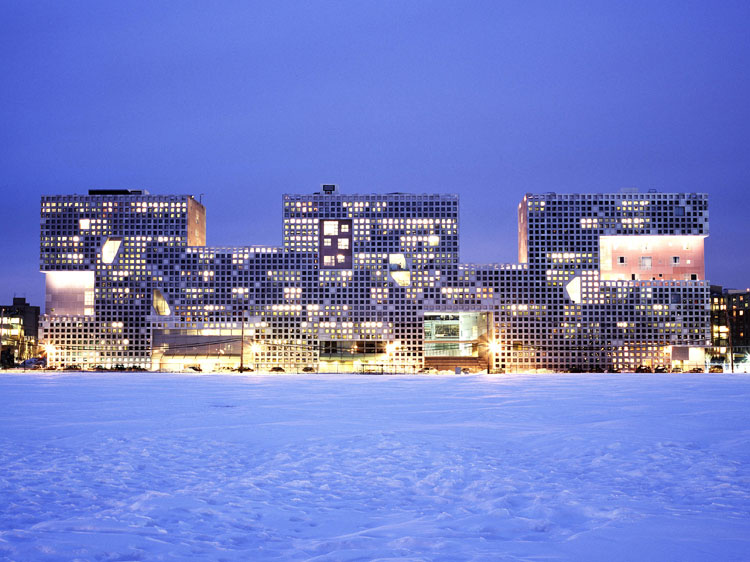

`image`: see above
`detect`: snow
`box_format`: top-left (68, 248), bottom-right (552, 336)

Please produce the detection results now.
top-left (1, 372), bottom-right (749, 561)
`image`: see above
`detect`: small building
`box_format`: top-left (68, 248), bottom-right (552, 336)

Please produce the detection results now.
top-left (709, 286), bottom-right (750, 372)
top-left (0, 297), bottom-right (40, 367)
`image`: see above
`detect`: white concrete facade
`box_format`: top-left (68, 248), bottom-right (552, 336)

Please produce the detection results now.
top-left (40, 188), bottom-right (710, 372)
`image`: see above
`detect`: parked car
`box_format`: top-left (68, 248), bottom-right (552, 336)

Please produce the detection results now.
top-left (20, 357), bottom-right (45, 369)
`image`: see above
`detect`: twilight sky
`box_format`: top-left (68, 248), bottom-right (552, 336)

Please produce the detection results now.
top-left (2, 1), bottom-right (749, 308)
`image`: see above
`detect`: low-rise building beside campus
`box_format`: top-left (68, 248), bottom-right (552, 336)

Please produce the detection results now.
top-left (1, 297), bottom-right (40, 367)
top-left (708, 285), bottom-right (750, 372)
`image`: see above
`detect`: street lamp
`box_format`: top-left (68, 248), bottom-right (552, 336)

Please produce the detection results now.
top-left (239, 314), bottom-right (246, 372)
top-left (385, 340), bottom-right (399, 373)
top-left (251, 342), bottom-right (262, 372)
top-left (44, 343), bottom-right (56, 369)
top-left (487, 339), bottom-right (502, 373)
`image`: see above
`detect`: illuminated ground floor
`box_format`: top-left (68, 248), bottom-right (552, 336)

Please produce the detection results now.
top-left (40, 300), bottom-right (710, 374)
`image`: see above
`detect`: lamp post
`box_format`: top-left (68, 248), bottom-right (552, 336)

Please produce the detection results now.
top-left (484, 312), bottom-right (492, 375)
top-left (239, 313), bottom-right (245, 372)
top-left (44, 343), bottom-right (56, 369)
top-left (0, 306), bottom-right (4, 352)
top-left (251, 342), bottom-right (262, 372)
top-left (487, 340), bottom-right (502, 374)
top-left (486, 340), bottom-right (491, 374)
top-left (385, 340), bottom-right (399, 373)
top-left (726, 303), bottom-right (735, 374)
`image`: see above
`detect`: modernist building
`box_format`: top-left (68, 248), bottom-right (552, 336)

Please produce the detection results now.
top-left (40, 186), bottom-right (711, 372)
top-left (0, 297), bottom-right (40, 366)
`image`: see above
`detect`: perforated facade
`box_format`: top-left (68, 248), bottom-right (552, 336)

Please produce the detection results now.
top-left (40, 187), bottom-right (710, 372)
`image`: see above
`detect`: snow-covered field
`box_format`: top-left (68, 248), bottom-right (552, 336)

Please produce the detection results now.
top-left (1, 372), bottom-right (749, 561)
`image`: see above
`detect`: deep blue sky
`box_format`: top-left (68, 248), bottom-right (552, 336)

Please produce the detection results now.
top-left (2, 1), bottom-right (749, 307)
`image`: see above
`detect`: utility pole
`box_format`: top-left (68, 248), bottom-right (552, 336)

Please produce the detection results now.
top-left (0, 306), bottom-right (4, 367)
top-left (726, 302), bottom-right (735, 374)
top-left (486, 313), bottom-right (492, 374)
top-left (239, 312), bottom-right (245, 372)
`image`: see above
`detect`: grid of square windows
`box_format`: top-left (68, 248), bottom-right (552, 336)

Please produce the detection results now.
top-left (40, 189), bottom-right (710, 372)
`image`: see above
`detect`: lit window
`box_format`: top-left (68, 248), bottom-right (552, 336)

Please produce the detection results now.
top-left (153, 289), bottom-right (171, 316)
top-left (323, 238), bottom-right (332, 247)
top-left (338, 238), bottom-right (349, 250)
top-left (324, 256), bottom-right (335, 267)
top-left (101, 237), bottom-right (122, 264)
top-left (79, 219), bottom-right (90, 230)
top-left (565, 276), bottom-right (582, 304)
top-left (340, 224), bottom-right (349, 233)
top-left (323, 221), bottom-right (339, 236)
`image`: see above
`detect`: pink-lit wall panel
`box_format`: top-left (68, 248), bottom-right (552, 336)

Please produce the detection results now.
top-left (599, 235), bottom-right (705, 281)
